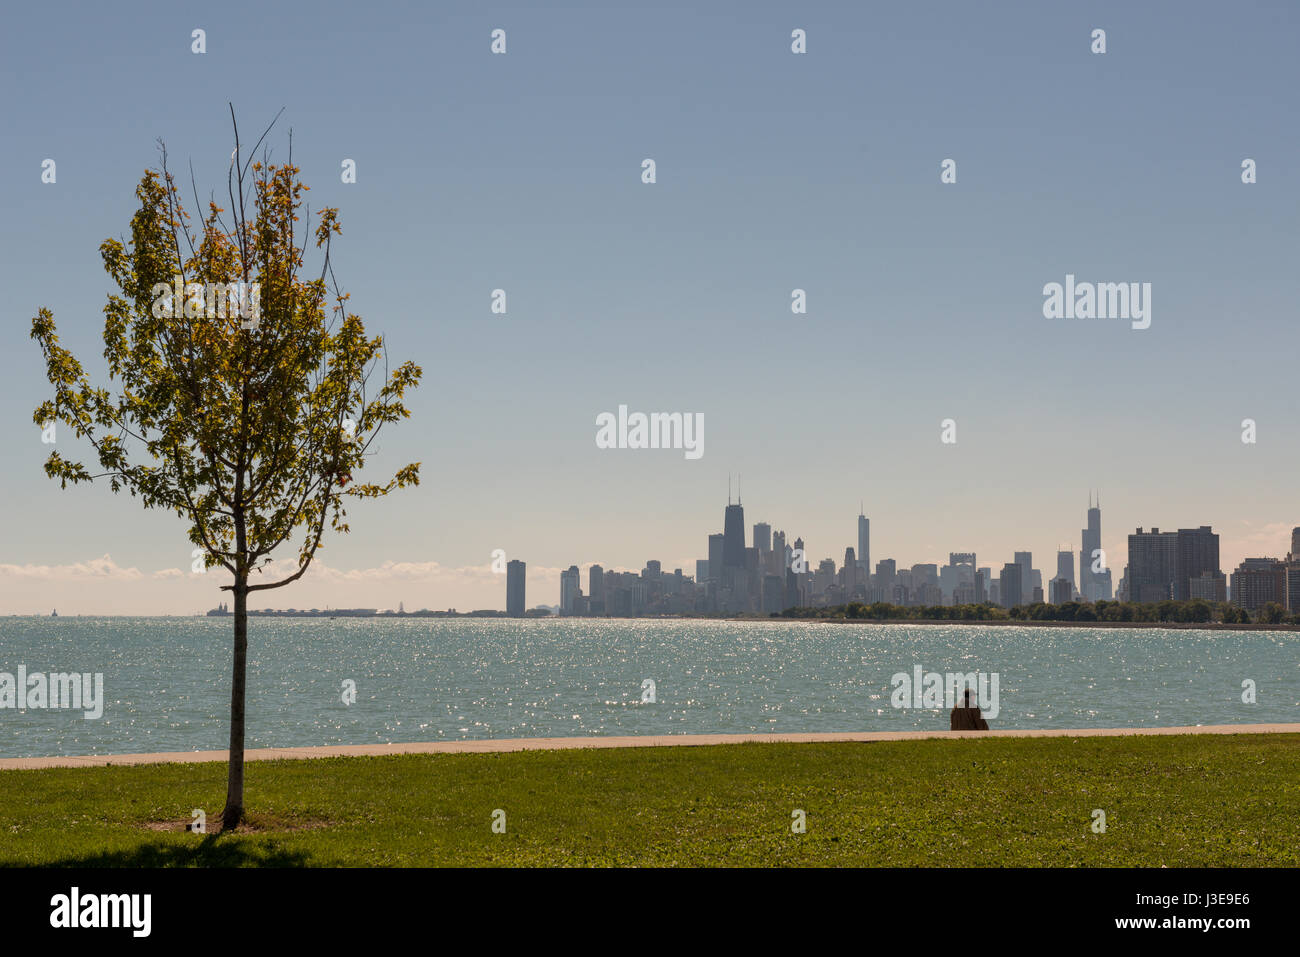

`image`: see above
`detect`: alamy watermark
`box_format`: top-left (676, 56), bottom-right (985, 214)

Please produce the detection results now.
top-left (1043, 274), bottom-right (1150, 330)
top-left (890, 665), bottom-right (999, 719)
top-left (0, 667), bottom-right (104, 719)
top-left (49, 887), bottom-right (150, 937)
top-left (151, 277), bottom-right (261, 328)
top-left (595, 405), bottom-right (704, 460)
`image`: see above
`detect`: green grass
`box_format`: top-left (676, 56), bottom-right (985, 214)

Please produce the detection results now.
top-left (2, 735), bottom-right (1297, 866)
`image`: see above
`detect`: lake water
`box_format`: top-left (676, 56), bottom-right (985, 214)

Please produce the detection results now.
top-left (0, 617), bottom-right (1296, 758)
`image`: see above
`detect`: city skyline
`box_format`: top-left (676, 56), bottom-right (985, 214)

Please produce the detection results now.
top-left (3, 480), bottom-right (1298, 616)
top-left (531, 493), bottom-right (1299, 617)
top-left (3, 483), bottom-right (1296, 615)
top-left (2, 2), bottom-right (1297, 615)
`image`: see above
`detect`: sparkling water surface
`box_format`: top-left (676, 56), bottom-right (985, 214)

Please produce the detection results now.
top-left (0, 617), bottom-right (1296, 758)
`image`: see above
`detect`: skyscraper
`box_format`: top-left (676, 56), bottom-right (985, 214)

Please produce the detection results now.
top-left (1287, 528), bottom-right (1300, 612)
top-left (1230, 558), bottom-right (1286, 611)
top-left (1014, 551), bottom-right (1033, 600)
top-left (560, 565), bottom-right (581, 615)
top-left (1189, 571), bottom-right (1227, 602)
top-left (1049, 577), bottom-right (1072, 604)
top-left (753, 522), bottom-right (772, 556)
top-left (1173, 527), bottom-right (1220, 600)
top-left (1079, 493), bottom-right (1112, 601)
top-left (1056, 549), bottom-right (1074, 591)
top-left (719, 483), bottom-right (748, 612)
top-left (506, 560), bottom-right (526, 617)
top-left (588, 564), bottom-right (605, 614)
top-left (911, 564), bottom-right (938, 587)
top-left (943, 553), bottom-right (976, 604)
top-left (707, 533), bottom-right (725, 580)
top-left (1000, 562), bottom-right (1023, 608)
top-left (723, 502), bottom-right (746, 568)
top-left (771, 529), bottom-right (787, 574)
top-left (1126, 526), bottom-right (1221, 603)
top-left (842, 547), bottom-right (859, 593)
top-left (874, 558), bottom-right (896, 599)
top-left (1127, 528), bottom-right (1178, 603)
top-left (857, 509), bottom-right (870, 576)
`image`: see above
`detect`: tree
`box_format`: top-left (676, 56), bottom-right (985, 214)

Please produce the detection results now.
top-left (1257, 602), bottom-right (1285, 625)
top-left (30, 112), bottom-right (421, 830)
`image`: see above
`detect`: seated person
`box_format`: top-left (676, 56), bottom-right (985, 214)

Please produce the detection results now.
top-left (950, 687), bottom-right (989, 731)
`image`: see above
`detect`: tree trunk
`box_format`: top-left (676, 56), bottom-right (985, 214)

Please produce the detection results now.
top-left (221, 577), bottom-right (249, 830)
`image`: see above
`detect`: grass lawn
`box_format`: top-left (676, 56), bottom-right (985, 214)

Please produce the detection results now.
top-left (2, 734), bottom-right (1297, 866)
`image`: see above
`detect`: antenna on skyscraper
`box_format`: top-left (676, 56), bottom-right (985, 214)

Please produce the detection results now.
top-left (738, 474), bottom-right (741, 505)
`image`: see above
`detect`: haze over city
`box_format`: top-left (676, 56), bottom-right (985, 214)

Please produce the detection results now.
top-left (2, 489), bottom-right (1296, 615)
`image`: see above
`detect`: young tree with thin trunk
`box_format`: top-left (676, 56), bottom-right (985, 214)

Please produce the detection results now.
top-left (30, 111), bottom-right (421, 830)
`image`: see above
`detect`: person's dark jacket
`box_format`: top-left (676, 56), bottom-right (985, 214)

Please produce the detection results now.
top-left (950, 704), bottom-right (989, 731)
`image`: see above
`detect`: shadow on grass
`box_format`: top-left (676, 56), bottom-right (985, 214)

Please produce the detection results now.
top-left (40, 834), bottom-right (314, 868)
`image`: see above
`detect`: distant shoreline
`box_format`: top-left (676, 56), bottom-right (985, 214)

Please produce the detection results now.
top-left (777, 616), bottom-right (1300, 632)
top-left (5, 613), bottom-right (1298, 632)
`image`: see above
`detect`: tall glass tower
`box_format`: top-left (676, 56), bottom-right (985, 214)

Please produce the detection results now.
top-left (1079, 493), bottom-right (1112, 600)
top-left (857, 508), bottom-right (870, 575)
top-left (723, 502), bottom-right (746, 568)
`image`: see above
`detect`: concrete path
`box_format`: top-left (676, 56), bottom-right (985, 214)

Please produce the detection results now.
top-left (2, 723), bottom-right (1297, 770)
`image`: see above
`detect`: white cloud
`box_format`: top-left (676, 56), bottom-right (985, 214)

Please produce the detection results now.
top-left (0, 554), bottom-right (145, 580)
top-left (0, 554), bottom-right (580, 616)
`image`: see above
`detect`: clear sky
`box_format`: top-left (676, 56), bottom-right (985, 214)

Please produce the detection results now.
top-left (1, 1), bottom-right (1297, 614)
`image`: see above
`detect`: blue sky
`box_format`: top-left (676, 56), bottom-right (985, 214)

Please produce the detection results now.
top-left (1, 1), bottom-right (1297, 613)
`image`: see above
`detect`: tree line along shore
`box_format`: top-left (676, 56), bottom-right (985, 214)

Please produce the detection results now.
top-left (773, 598), bottom-right (1299, 629)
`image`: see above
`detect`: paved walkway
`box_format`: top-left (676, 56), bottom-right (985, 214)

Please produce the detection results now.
top-left (3, 723), bottom-right (1297, 770)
